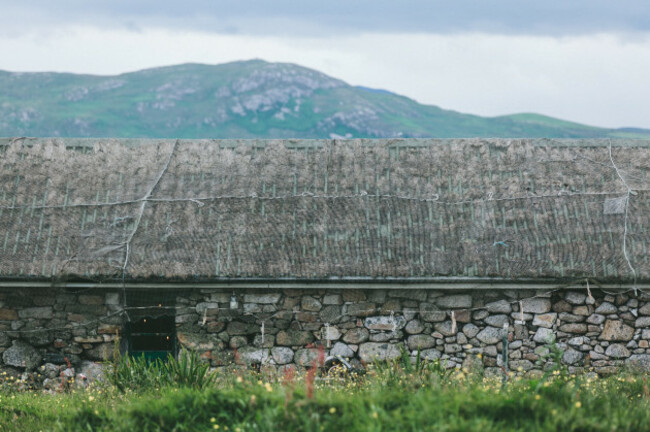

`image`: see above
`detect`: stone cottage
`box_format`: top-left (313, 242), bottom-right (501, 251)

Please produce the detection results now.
top-left (1, 137), bottom-right (649, 378)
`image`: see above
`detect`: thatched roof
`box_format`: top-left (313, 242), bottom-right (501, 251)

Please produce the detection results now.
top-left (1, 137), bottom-right (649, 283)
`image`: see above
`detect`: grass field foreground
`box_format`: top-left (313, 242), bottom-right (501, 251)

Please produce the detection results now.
top-left (1, 355), bottom-right (650, 432)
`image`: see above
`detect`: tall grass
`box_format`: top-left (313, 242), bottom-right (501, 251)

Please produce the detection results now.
top-left (106, 349), bottom-right (217, 392)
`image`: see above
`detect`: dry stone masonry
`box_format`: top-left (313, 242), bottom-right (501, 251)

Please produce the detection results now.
top-left (3, 286), bottom-right (650, 381)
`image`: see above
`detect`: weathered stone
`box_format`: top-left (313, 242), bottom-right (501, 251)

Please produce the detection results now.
top-left (323, 325), bottom-right (341, 341)
top-left (177, 333), bottom-right (215, 350)
top-left (367, 290), bottom-right (387, 303)
top-left (323, 295), bottom-right (342, 305)
top-left (342, 290), bottom-right (366, 302)
top-left (573, 305), bottom-right (592, 316)
top-left (595, 302), bottom-right (617, 314)
top-left (85, 343), bottom-right (113, 361)
top-left (586, 314), bottom-right (605, 325)
top-left (343, 328), bottom-right (369, 344)
top-left (568, 336), bottom-right (586, 347)
top-left (484, 315), bottom-right (509, 328)
top-left (565, 291), bottom-right (586, 305)
top-left (271, 347), bottom-right (294, 364)
top-left (206, 321), bottom-right (226, 333)
top-left (419, 303), bottom-right (446, 322)
top-left (552, 300), bottom-right (573, 313)
top-left (533, 313), bottom-right (557, 328)
top-left (521, 298), bottom-right (551, 314)
top-left (330, 342), bottom-right (354, 358)
top-left (600, 320), bottom-right (635, 341)
top-left (626, 354), bottom-right (650, 371)
top-left (407, 335), bottom-right (436, 350)
top-left (358, 342), bottom-right (402, 362)
top-left (0, 308), bottom-right (18, 320)
top-left (369, 332), bottom-right (397, 342)
top-left (364, 315), bottom-right (406, 331)
top-left (237, 347), bottom-right (270, 365)
top-left (635, 317), bottom-right (650, 328)
top-left (388, 289), bottom-right (427, 301)
top-left (558, 323), bottom-right (587, 334)
top-left (276, 330), bottom-right (314, 346)
top-left (605, 344), bottom-right (630, 358)
top-left (436, 295), bottom-right (472, 309)
top-left (345, 302), bottom-right (377, 317)
top-left (453, 309), bottom-right (471, 323)
top-left (638, 303), bottom-right (650, 315)
top-left (484, 300), bottom-right (512, 314)
top-left (419, 349), bottom-right (442, 361)
top-left (462, 323), bottom-right (480, 338)
top-left (243, 293), bottom-right (281, 304)
top-left (295, 348), bottom-right (323, 367)
top-left (78, 295), bottom-right (104, 305)
top-left (227, 321), bottom-right (258, 336)
top-left (242, 303), bottom-right (261, 314)
top-left (73, 336), bottom-right (103, 343)
top-left (510, 359), bottom-right (534, 371)
top-left (433, 321), bottom-right (457, 337)
top-left (196, 302), bottom-right (220, 315)
top-left (18, 307), bottom-right (53, 319)
top-left (301, 297), bottom-right (322, 312)
top-left (533, 327), bottom-right (556, 344)
top-left (229, 336), bottom-right (247, 349)
top-left (558, 312), bottom-right (584, 323)
top-left (473, 310), bottom-right (489, 320)
top-left (562, 348), bottom-right (583, 365)
top-left (319, 305), bottom-right (342, 322)
top-left (2, 341), bottom-right (40, 370)
top-left (476, 326), bottom-right (503, 344)
top-left (405, 319), bottom-right (424, 335)
top-left (104, 293), bottom-right (120, 305)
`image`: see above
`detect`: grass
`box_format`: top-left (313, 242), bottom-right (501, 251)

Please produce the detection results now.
top-left (2, 353), bottom-right (650, 432)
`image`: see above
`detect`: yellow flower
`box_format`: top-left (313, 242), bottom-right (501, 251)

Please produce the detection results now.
top-left (371, 412), bottom-right (378, 419)
top-left (213, 425), bottom-right (220, 430)
top-left (575, 401), bottom-right (582, 408)
top-left (535, 395), bottom-right (541, 400)
top-left (264, 383), bottom-right (273, 392)
top-left (329, 407), bottom-right (336, 414)
top-left (88, 396), bottom-right (95, 402)
top-left (236, 376), bottom-right (243, 383)
top-left (210, 417), bottom-right (217, 423)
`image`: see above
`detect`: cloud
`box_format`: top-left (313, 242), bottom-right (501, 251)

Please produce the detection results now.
top-left (2, 0), bottom-right (650, 37)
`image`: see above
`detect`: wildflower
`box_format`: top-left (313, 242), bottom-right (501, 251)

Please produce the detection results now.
top-left (250, 395), bottom-right (256, 404)
top-left (575, 401), bottom-right (582, 408)
top-left (88, 396), bottom-right (95, 402)
top-left (264, 383), bottom-right (273, 392)
top-left (329, 407), bottom-right (336, 414)
top-left (236, 376), bottom-right (243, 383)
top-left (213, 425), bottom-right (220, 430)
top-left (535, 395), bottom-right (541, 400)
top-left (211, 417), bottom-right (217, 423)
top-left (371, 412), bottom-right (378, 419)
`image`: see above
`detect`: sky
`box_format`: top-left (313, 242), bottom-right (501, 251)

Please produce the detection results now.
top-left (2, 1), bottom-right (650, 129)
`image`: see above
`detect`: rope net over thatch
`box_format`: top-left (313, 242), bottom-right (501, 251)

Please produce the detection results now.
top-left (0, 137), bottom-right (649, 283)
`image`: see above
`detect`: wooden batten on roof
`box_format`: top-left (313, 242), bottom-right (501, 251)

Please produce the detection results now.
top-left (0, 137), bottom-right (649, 285)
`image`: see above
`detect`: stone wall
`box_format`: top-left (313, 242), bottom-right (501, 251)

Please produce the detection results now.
top-left (2, 286), bottom-right (650, 379)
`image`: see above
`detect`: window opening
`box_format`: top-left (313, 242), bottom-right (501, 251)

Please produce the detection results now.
top-left (125, 290), bottom-right (177, 361)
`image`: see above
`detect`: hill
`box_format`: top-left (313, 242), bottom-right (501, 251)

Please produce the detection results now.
top-left (1, 60), bottom-right (648, 139)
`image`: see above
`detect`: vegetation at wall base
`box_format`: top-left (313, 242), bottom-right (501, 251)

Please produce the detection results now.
top-left (1, 354), bottom-right (650, 431)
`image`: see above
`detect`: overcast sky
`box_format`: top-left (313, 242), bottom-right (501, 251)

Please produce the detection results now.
top-left (2, 1), bottom-right (650, 129)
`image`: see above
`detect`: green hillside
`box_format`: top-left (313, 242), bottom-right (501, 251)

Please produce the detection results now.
top-left (1, 60), bottom-right (648, 139)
